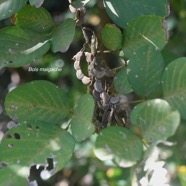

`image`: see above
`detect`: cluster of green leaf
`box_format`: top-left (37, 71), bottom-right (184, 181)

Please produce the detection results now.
top-left (0, 2), bottom-right (75, 68)
top-left (0, 0), bottom-right (186, 185)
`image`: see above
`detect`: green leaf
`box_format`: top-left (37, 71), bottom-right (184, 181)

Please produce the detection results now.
top-left (0, 26), bottom-right (50, 68)
top-left (29, 0), bottom-right (44, 7)
top-left (0, 168), bottom-right (27, 186)
top-left (94, 126), bottom-right (143, 167)
top-left (130, 99), bottom-right (180, 144)
top-left (123, 16), bottom-right (168, 58)
top-left (5, 80), bottom-right (69, 124)
top-left (50, 19), bottom-right (75, 53)
top-left (70, 94), bottom-right (95, 142)
top-left (128, 46), bottom-right (165, 98)
top-left (0, 122), bottom-right (75, 184)
top-left (103, 0), bottom-right (169, 28)
top-left (70, 0), bottom-right (91, 8)
top-left (114, 67), bottom-right (133, 94)
top-left (161, 49), bottom-right (178, 66)
top-left (102, 24), bottom-right (122, 50)
top-left (3, 41), bottom-right (50, 67)
top-left (0, 0), bottom-right (27, 21)
top-left (15, 4), bottom-right (55, 34)
top-left (162, 58), bottom-right (186, 120)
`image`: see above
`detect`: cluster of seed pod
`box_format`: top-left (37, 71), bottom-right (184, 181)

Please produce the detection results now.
top-left (87, 53), bottom-right (131, 131)
top-left (73, 51), bottom-right (91, 85)
top-left (73, 28), bottom-right (131, 131)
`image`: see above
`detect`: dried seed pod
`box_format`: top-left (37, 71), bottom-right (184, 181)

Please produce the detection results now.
top-left (95, 70), bottom-right (105, 79)
top-left (89, 68), bottom-right (96, 77)
top-left (76, 69), bottom-right (84, 80)
top-left (110, 96), bottom-right (120, 104)
top-left (73, 51), bottom-right (83, 61)
top-left (74, 60), bottom-right (80, 70)
top-left (92, 90), bottom-right (100, 100)
top-left (85, 52), bottom-right (93, 63)
top-left (82, 76), bottom-right (91, 85)
top-left (94, 80), bottom-right (103, 93)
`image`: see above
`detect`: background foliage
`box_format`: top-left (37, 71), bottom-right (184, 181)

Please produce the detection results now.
top-left (0, 0), bottom-right (186, 186)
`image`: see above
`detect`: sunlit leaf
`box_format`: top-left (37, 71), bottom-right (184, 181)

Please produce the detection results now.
top-left (102, 24), bottom-right (122, 50)
top-left (0, 26), bottom-right (50, 68)
top-left (5, 80), bottom-right (69, 124)
top-left (103, 0), bottom-right (169, 28)
top-left (130, 99), bottom-right (180, 144)
top-left (70, 94), bottom-right (95, 142)
top-left (123, 16), bottom-right (168, 58)
top-left (0, 122), bottom-right (75, 184)
top-left (128, 46), bottom-right (164, 98)
top-left (0, 0), bottom-right (27, 21)
top-left (162, 57), bottom-right (186, 120)
top-left (94, 126), bottom-right (143, 167)
top-left (50, 19), bottom-right (75, 53)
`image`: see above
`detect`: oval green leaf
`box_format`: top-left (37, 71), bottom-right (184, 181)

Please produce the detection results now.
top-left (114, 67), bottom-right (133, 94)
top-left (162, 57), bottom-right (186, 120)
top-left (5, 80), bottom-right (69, 124)
top-left (15, 4), bottom-right (54, 33)
top-left (0, 0), bottom-right (27, 21)
top-left (50, 19), bottom-right (75, 53)
top-left (103, 0), bottom-right (169, 28)
top-left (94, 126), bottom-right (143, 167)
top-left (128, 46), bottom-right (165, 98)
top-left (70, 94), bottom-right (95, 142)
top-left (123, 16), bottom-right (168, 58)
top-left (0, 26), bottom-right (50, 68)
top-left (0, 122), bottom-right (75, 184)
top-left (102, 24), bottom-right (122, 50)
top-left (130, 99), bottom-right (180, 144)
top-left (0, 168), bottom-right (26, 186)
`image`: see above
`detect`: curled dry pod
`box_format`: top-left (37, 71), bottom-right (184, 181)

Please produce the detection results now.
top-left (73, 51), bottom-right (83, 61)
top-left (74, 60), bottom-right (80, 70)
top-left (110, 96), bottom-right (120, 104)
top-left (85, 52), bottom-right (93, 63)
top-left (76, 69), bottom-right (84, 80)
top-left (82, 76), bottom-right (91, 85)
top-left (94, 80), bottom-right (103, 93)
